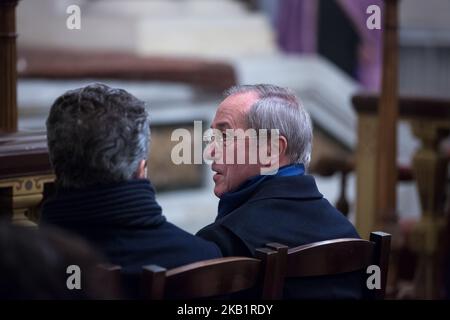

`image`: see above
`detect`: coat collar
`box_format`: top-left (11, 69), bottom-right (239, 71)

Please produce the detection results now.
top-left (40, 179), bottom-right (166, 228)
top-left (217, 165), bottom-right (321, 219)
top-left (248, 175), bottom-right (323, 202)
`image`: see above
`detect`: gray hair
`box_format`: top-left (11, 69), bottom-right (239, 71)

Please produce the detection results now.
top-left (46, 83), bottom-right (150, 189)
top-left (224, 84), bottom-right (313, 167)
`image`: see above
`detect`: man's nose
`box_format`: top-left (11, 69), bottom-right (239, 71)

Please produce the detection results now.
top-left (205, 140), bottom-right (225, 164)
top-left (204, 141), bottom-right (216, 161)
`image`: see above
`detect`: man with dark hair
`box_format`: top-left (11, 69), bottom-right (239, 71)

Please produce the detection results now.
top-left (197, 84), bottom-right (362, 299)
top-left (41, 84), bottom-right (221, 286)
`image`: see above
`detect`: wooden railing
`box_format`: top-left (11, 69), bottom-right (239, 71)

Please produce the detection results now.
top-left (18, 48), bottom-right (236, 92)
top-left (0, 0), bottom-right (18, 131)
top-left (0, 132), bottom-right (54, 226)
top-left (353, 94), bottom-right (450, 299)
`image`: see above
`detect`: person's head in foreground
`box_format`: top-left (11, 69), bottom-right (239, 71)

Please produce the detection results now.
top-left (204, 84), bottom-right (312, 198)
top-left (46, 83), bottom-right (150, 189)
top-left (197, 84), bottom-right (361, 299)
top-left (41, 83), bottom-right (221, 296)
top-left (0, 222), bottom-right (119, 299)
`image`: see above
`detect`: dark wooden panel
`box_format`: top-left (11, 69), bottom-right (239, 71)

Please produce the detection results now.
top-left (0, 131), bottom-right (51, 179)
top-left (0, 0), bottom-right (19, 132)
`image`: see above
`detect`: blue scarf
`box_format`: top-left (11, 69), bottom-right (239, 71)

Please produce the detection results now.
top-left (216, 164), bottom-right (305, 220)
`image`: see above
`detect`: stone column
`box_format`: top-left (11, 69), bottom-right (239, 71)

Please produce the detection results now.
top-left (410, 120), bottom-right (450, 299)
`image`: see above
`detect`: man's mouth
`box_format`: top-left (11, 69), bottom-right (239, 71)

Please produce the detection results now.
top-left (213, 173), bottom-right (222, 183)
top-left (211, 164), bottom-right (222, 174)
top-left (211, 165), bottom-right (223, 182)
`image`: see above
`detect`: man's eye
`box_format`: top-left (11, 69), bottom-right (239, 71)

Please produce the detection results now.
top-left (203, 134), bottom-right (214, 143)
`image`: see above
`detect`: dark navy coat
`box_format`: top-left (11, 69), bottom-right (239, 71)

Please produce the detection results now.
top-left (40, 179), bottom-right (221, 277)
top-left (197, 174), bottom-right (363, 299)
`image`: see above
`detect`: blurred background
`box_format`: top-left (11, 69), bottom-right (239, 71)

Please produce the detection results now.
top-left (1, 0), bottom-right (449, 299)
top-left (14, 0), bottom-right (450, 229)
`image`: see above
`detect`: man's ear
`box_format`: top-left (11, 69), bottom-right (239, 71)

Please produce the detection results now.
top-left (260, 135), bottom-right (289, 175)
top-left (266, 135), bottom-right (288, 162)
top-left (136, 159), bottom-right (147, 179)
top-left (277, 135), bottom-right (288, 159)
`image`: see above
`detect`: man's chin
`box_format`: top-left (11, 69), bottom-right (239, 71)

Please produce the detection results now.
top-left (213, 186), bottom-right (225, 198)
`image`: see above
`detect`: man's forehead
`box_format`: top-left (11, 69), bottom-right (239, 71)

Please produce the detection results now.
top-left (212, 92), bottom-right (259, 129)
top-left (220, 91), bottom-right (259, 111)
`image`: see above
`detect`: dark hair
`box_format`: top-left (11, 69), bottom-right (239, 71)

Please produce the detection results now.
top-left (46, 83), bottom-right (150, 189)
top-left (0, 222), bottom-right (119, 299)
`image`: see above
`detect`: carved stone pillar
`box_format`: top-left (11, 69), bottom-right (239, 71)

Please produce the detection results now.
top-left (410, 120), bottom-right (450, 299)
top-left (0, 0), bottom-right (18, 132)
top-left (0, 175), bottom-right (54, 226)
top-left (355, 113), bottom-right (379, 239)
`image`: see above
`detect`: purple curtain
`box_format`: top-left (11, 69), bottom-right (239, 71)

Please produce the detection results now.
top-left (337, 0), bottom-right (384, 91)
top-left (276, 0), bottom-right (383, 91)
top-left (277, 0), bottom-right (318, 53)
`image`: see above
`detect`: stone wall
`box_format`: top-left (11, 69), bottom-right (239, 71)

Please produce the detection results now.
top-left (148, 123), bottom-right (204, 192)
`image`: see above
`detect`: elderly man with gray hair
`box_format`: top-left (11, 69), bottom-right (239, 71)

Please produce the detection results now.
top-left (197, 84), bottom-right (361, 299)
top-left (40, 84), bottom-right (221, 293)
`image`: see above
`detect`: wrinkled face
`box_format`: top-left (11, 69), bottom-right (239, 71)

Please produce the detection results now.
top-left (206, 92), bottom-right (262, 198)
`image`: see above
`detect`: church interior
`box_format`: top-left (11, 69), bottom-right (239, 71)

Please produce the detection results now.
top-left (0, 0), bottom-right (449, 301)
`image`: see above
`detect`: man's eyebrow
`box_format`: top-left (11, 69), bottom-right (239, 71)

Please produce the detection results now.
top-left (211, 122), bottom-right (231, 130)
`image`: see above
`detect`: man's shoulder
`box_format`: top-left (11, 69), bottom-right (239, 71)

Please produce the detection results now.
top-left (196, 174), bottom-right (359, 256)
top-left (222, 174), bottom-right (340, 220)
top-left (117, 222), bottom-right (222, 276)
top-left (250, 174), bottom-right (323, 202)
top-left (196, 222), bottom-right (252, 257)
top-left (214, 181), bottom-right (359, 243)
top-left (158, 221), bottom-right (222, 259)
